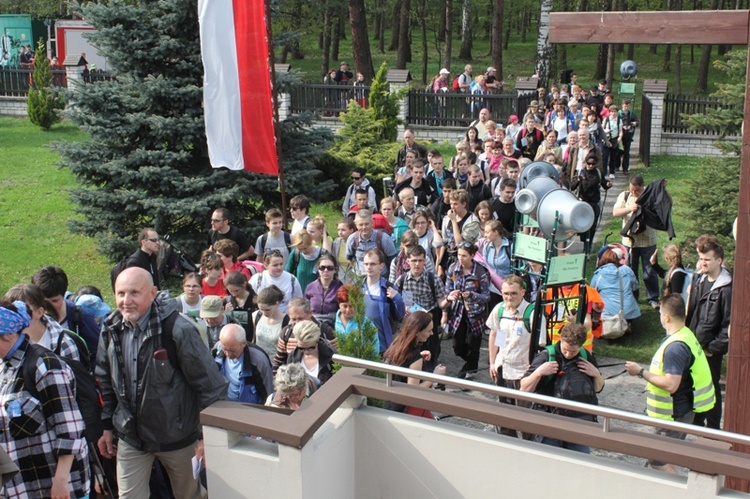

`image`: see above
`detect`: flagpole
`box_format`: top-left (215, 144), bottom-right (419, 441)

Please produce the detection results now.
top-left (265, 0), bottom-right (289, 229)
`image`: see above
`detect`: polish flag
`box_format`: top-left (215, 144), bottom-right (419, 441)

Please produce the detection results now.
top-left (198, 0), bottom-right (278, 175)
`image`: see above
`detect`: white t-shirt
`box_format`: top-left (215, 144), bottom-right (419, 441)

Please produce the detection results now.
top-left (486, 300), bottom-right (546, 379)
top-left (249, 271), bottom-right (302, 314)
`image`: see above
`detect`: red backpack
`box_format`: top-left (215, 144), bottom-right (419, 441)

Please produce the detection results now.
top-left (452, 76), bottom-right (461, 91)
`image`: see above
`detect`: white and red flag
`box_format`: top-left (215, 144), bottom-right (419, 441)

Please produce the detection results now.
top-left (198, 0), bottom-right (278, 175)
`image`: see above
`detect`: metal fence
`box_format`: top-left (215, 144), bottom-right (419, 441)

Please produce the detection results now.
top-left (662, 93), bottom-right (723, 135)
top-left (0, 67), bottom-right (111, 97)
top-left (639, 93), bottom-right (652, 167)
top-left (289, 82), bottom-right (370, 116)
top-left (407, 89), bottom-right (535, 127)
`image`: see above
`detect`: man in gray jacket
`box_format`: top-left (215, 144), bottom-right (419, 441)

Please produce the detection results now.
top-left (96, 268), bottom-right (227, 498)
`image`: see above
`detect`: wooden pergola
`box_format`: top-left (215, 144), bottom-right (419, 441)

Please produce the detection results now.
top-left (550, 10), bottom-right (750, 491)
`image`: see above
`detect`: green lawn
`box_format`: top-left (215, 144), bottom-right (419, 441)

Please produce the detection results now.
top-left (0, 117), bottom-right (113, 302)
top-left (592, 155), bottom-right (705, 363)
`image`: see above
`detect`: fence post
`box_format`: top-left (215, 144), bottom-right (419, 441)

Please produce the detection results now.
top-left (386, 69), bottom-right (412, 140)
top-left (515, 76), bottom-right (539, 117)
top-left (642, 80), bottom-right (668, 155)
top-left (274, 64), bottom-right (292, 122)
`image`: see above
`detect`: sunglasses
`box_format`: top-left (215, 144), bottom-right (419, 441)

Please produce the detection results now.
top-left (351, 176), bottom-right (362, 180)
top-left (146, 238), bottom-right (159, 243)
top-left (300, 345), bottom-right (317, 351)
top-left (264, 249), bottom-right (283, 256)
top-left (210, 218), bottom-right (224, 223)
top-left (457, 241), bottom-right (474, 250)
top-left (318, 265), bottom-right (335, 272)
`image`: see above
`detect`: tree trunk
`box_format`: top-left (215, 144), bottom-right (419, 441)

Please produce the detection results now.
top-left (320, 3), bottom-right (332, 80)
top-left (374, 11), bottom-right (381, 40)
top-left (458, 0), bottom-right (472, 60)
top-left (332, 10), bottom-right (342, 61)
top-left (663, 45), bottom-right (671, 71)
top-left (420, 0), bottom-right (428, 84)
top-left (696, 44), bottom-right (711, 93)
top-left (439, 1), bottom-right (446, 43)
top-left (348, 0), bottom-right (374, 81)
top-left (290, 0), bottom-right (303, 59)
top-left (443, 0), bottom-right (453, 70)
top-left (338, 14), bottom-right (347, 40)
top-left (503, 3), bottom-right (511, 50)
top-left (397, 0), bottom-right (412, 68)
top-left (535, 0), bottom-right (553, 89)
top-left (649, 44), bottom-right (658, 54)
top-left (520, 6), bottom-right (528, 43)
top-left (595, 44), bottom-right (607, 80)
top-left (605, 42), bottom-right (615, 90)
top-left (492, 0), bottom-right (504, 81)
top-left (389, 0), bottom-right (401, 51)
top-left (378, 8), bottom-right (386, 53)
top-left (674, 45), bottom-right (682, 94)
top-left (626, 43), bottom-right (634, 60)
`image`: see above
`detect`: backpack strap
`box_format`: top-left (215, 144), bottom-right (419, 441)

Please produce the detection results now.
top-left (160, 311), bottom-right (180, 370)
top-left (55, 328), bottom-right (92, 372)
top-left (22, 343), bottom-right (47, 400)
top-left (284, 231), bottom-right (292, 252)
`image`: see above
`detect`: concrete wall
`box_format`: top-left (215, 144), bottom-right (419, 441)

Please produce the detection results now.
top-left (661, 133), bottom-right (735, 157)
top-left (0, 97), bottom-right (27, 116)
top-left (203, 399), bottom-right (744, 499)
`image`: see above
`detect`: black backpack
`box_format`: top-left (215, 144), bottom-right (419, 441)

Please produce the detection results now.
top-left (259, 231), bottom-right (293, 255)
top-left (23, 331), bottom-right (104, 444)
top-left (546, 345), bottom-right (598, 418)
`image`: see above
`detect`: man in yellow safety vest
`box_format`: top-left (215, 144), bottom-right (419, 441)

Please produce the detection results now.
top-left (625, 293), bottom-right (715, 473)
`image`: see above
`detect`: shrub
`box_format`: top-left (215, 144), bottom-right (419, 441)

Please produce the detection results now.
top-left (27, 40), bottom-right (63, 131)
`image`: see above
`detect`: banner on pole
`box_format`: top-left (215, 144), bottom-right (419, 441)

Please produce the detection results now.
top-left (199, 0), bottom-right (278, 175)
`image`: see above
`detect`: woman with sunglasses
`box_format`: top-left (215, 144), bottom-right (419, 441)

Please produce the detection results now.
top-left (443, 242), bottom-right (490, 379)
top-left (304, 254), bottom-right (343, 328)
top-left (285, 320), bottom-right (337, 385)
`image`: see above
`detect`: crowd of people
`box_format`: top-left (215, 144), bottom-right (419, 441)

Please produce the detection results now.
top-left (0, 82), bottom-right (734, 495)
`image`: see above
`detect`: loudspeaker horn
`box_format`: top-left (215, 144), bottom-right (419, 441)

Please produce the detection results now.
top-left (515, 176), bottom-right (559, 219)
top-left (518, 161), bottom-right (560, 189)
top-left (536, 189), bottom-right (595, 242)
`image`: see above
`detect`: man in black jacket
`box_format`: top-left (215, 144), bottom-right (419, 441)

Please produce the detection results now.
top-left (685, 235), bottom-right (732, 430)
top-left (125, 228), bottom-right (161, 290)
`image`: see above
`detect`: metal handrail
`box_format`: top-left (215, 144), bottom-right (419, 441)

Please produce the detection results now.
top-left (333, 354), bottom-right (750, 447)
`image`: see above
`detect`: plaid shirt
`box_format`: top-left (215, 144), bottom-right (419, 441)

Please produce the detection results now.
top-left (41, 316), bottom-right (82, 363)
top-left (614, 190), bottom-right (657, 248)
top-left (0, 335), bottom-right (89, 498)
top-left (393, 270), bottom-right (446, 312)
top-left (445, 261), bottom-right (490, 337)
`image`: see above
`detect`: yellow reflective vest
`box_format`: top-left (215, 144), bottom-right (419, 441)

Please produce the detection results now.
top-left (646, 326), bottom-right (715, 420)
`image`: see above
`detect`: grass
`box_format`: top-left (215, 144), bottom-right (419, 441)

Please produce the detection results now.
top-left (279, 26), bottom-right (730, 96)
top-left (0, 117), bottom-right (113, 302)
top-left (592, 155), bottom-right (705, 363)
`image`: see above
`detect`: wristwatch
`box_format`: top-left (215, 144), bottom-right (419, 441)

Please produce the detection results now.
top-left (638, 368), bottom-right (644, 378)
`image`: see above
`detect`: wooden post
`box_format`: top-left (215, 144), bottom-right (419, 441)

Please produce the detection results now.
top-left (550, 10), bottom-right (750, 492)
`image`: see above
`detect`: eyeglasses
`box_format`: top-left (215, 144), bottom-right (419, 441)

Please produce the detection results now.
top-left (183, 284), bottom-right (201, 289)
top-left (264, 249), bottom-right (283, 256)
top-left (457, 241), bottom-right (473, 250)
top-left (210, 218), bottom-right (225, 223)
top-left (318, 265), bottom-right (335, 272)
top-left (146, 238), bottom-right (159, 243)
top-left (290, 207), bottom-right (301, 211)
top-left (351, 176), bottom-right (361, 180)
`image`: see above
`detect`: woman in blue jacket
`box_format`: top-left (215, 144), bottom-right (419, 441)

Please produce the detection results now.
top-left (590, 248), bottom-right (641, 321)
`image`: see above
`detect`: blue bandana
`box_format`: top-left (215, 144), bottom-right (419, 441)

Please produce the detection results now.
top-left (0, 302), bottom-right (31, 335)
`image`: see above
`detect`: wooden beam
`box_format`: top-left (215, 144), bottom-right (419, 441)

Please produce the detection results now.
top-left (550, 11), bottom-right (749, 45)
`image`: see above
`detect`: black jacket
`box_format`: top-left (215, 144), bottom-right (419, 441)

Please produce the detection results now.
top-left (394, 178), bottom-right (435, 207)
top-left (571, 167), bottom-right (610, 203)
top-left (686, 268), bottom-right (732, 355)
top-left (126, 249), bottom-right (161, 290)
top-left (460, 180), bottom-right (492, 212)
top-left (286, 339), bottom-right (338, 385)
top-left (621, 178), bottom-right (675, 240)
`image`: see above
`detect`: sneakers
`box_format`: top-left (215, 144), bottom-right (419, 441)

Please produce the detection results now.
top-left (609, 173), bottom-right (615, 179)
top-left (649, 300), bottom-right (660, 309)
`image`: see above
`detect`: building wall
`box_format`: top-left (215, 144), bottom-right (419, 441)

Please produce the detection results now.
top-left (660, 133), bottom-right (735, 157)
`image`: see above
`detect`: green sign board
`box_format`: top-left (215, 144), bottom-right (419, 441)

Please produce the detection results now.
top-left (547, 254), bottom-right (586, 285)
top-left (619, 82), bottom-right (636, 95)
top-left (513, 233), bottom-right (547, 263)
top-left (520, 213), bottom-right (539, 228)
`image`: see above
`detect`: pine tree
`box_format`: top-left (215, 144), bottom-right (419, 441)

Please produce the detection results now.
top-left (334, 284), bottom-right (380, 365)
top-left (27, 40), bottom-right (62, 131)
top-left (53, 0), bottom-right (334, 261)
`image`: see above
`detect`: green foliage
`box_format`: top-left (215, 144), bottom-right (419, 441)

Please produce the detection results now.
top-left (683, 157), bottom-right (739, 269)
top-left (683, 49), bottom-right (746, 156)
top-left (53, 0), bottom-right (334, 262)
top-left (680, 49), bottom-right (743, 267)
top-left (334, 284), bottom-right (381, 367)
top-left (368, 61), bottom-right (405, 142)
top-left (27, 40), bottom-right (62, 131)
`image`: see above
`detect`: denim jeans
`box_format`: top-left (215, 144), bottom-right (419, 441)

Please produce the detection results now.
top-left (536, 435), bottom-right (591, 454)
top-left (629, 244), bottom-right (659, 302)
